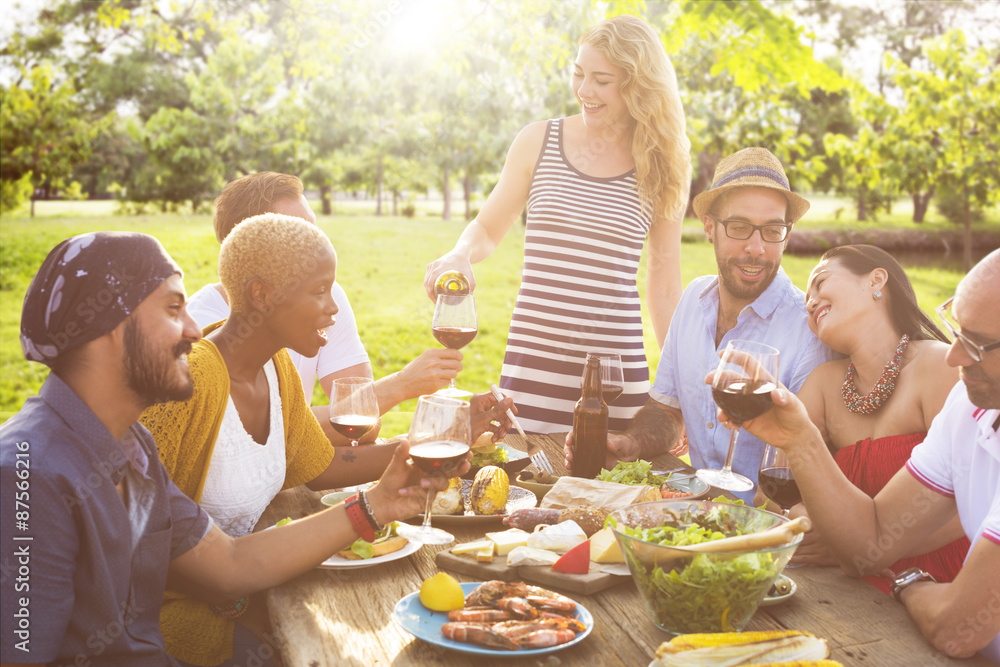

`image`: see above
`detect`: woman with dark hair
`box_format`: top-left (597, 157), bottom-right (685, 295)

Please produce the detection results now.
top-left (791, 244), bottom-right (969, 590)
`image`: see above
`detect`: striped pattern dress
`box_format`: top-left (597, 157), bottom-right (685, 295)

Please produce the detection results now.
top-left (499, 118), bottom-right (652, 433)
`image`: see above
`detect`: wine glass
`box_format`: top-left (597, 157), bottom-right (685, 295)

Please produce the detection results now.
top-left (395, 395), bottom-right (471, 545)
top-left (432, 293), bottom-right (477, 398)
top-left (758, 444), bottom-right (800, 516)
top-left (585, 352), bottom-right (625, 404)
top-left (697, 339), bottom-right (780, 492)
top-left (329, 377), bottom-right (379, 446)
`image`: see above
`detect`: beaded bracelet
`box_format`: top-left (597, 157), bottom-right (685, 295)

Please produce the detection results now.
top-left (358, 490), bottom-right (383, 532)
top-left (345, 494), bottom-right (376, 542)
top-left (211, 596), bottom-right (249, 621)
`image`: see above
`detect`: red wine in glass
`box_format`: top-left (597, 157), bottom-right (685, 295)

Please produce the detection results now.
top-left (330, 415), bottom-right (378, 441)
top-left (432, 326), bottom-right (477, 350)
top-left (711, 380), bottom-right (778, 424)
top-left (409, 440), bottom-right (471, 477)
top-left (602, 385), bottom-right (624, 404)
top-left (758, 466), bottom-right (802, 510)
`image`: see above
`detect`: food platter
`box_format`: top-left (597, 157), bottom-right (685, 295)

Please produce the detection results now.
top-left (424, 480), bottom-right (537, 525)
top-left (759, 574), bottom-right (797, 606)
top-left (319, 539), bottom-right (423, 570)
top-left (393, 582), bottom-right (593, 656)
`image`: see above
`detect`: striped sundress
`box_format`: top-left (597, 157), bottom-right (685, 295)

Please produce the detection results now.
top-left (499, 118), bottom-right (652, 433)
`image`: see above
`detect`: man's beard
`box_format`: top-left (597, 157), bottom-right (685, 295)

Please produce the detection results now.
top-left (961, 367), bottom-right (1000, 411)
top-left (715, 249), bottom-right (781, 302)
top-left (123, 319), bottom-right (194, 406)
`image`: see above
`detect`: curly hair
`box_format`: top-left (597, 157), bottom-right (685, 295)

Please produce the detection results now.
top-left (580, 15), bottom-right (692, 222)
top-left (821, 244), bottom-right (948, 343)
top-left (218, 213), bottom-right (334, 315)
top-left (213, 172), bottom-right (304, 243)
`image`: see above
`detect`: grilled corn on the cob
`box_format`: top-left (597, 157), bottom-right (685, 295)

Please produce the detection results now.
top-left (651, 630), bottom-right (830, 667)
top-left (470, 465), bottom-right (509, 515)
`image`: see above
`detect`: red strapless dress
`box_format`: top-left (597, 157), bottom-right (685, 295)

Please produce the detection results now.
top-left (833, 433), bottom-right (970, 594)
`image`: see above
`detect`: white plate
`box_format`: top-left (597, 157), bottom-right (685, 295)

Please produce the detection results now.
top-left (759, 574), bottom-right (797, 606)
top-left (422, 480), bottom-right (537, 525)
top-left (319, 538), bottom-right (423, 570)
top-left (393, 582), bottom-right (593, 656)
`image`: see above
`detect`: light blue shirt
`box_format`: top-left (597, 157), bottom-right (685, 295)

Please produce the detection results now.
top-left (650, 267), bottom-right (832, 502)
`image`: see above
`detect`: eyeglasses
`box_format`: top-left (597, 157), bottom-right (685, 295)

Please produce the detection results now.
top-left (709, 215), bottom-right (790, 243)
top-left (936, 297), bottom-right (1000, 363)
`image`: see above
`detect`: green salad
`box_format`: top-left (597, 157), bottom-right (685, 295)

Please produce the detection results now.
top-left (613, 505), bottom-right (780, 634)
top-left (597, 460), bottom-right (666, 486)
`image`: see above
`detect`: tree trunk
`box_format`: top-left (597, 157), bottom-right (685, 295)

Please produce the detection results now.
top-left (911, 185), bottom-right (935, 224)
top-left (963, 183), bottom-right (972, 271)
top-left (320, 184), bottom-right (332, 215)
top-left (442, 165), bottom-right (451, 220)
top-left (375, 154), bottom-right (383, 217)
top-left (30, 195), bottom-right (35, 218)
top-left (463, 172), bottom-right (472, 221)
top-left (392, 190), bottom-right (398, 216)
top-left (857, 184), bottom-right (868, 222)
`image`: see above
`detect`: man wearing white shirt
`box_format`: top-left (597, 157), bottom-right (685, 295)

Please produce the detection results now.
top-left (730, 249), bottom-right (1000, 661)
top-left (189, 172), bottom-right (464, 445)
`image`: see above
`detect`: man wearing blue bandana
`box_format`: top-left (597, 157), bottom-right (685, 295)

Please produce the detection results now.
top-left (566, 147), bottom-right (833, 503)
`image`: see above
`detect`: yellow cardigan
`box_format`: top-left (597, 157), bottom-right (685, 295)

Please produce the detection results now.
top-left (141, 332), bottom-right (334, 666)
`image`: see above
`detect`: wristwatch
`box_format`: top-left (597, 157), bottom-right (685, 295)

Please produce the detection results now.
top-left (890, 567), bottom-right (937, 602)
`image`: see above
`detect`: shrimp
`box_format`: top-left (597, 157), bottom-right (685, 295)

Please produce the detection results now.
top-left (447, 607), bottom-right (511, 623)
top-left (441, 622), bottom-right (518, 651)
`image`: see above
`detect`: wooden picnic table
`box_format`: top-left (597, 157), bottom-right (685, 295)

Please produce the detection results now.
top-left (259, 433), bottom-right (993, 666)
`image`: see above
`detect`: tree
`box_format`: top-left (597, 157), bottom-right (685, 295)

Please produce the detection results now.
top-left (1, 63), bottom-right (103, 215)
top-left (891, 30), bottom-right (1000, 269)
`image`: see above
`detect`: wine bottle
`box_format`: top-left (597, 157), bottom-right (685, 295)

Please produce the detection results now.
top-left (434, 270), bottom-right (471, 296)
top-left (571, 355), bottom-right (608, 479)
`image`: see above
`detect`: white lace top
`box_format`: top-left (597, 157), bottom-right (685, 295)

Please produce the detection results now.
top-left (199, 360), bottom-right (287, 537)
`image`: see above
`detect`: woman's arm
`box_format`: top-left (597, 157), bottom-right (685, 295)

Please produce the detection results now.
top-left (423, 122), bottom-right (547, 298)
top-left (645, 216), bottom-right (683, 348)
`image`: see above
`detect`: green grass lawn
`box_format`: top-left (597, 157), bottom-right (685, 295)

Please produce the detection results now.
top-left (1, 195), bottom-right (981, 432)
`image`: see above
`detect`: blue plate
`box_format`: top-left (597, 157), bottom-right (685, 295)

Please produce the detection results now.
top-left (393, 582), bottom-right (594, 656)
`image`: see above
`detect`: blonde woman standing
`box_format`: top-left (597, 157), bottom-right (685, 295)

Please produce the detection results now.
top-left (425, 14), bottom-right (691, 433)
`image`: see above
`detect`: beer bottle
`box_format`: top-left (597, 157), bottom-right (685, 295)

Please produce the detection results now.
top-left (571, 355), bottom-right (608, 479)
top-left (434, 270), bottom-right (471, 296)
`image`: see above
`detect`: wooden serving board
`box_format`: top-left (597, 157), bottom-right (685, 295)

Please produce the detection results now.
top-left (434, 549), bottom-right (628, 596)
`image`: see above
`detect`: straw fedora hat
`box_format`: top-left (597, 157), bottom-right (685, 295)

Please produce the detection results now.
top-left (692, 147), bottom-right (810, 224)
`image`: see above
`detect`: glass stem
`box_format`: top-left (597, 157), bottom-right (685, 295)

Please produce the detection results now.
top-left (421, 489), bottom-right (436, 530)
top-left (721, 427), bottom-right (739, 473)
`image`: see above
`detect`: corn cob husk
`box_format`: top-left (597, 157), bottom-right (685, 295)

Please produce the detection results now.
top-left (742, 661), bottom-right (844, 667)
top-left (652, 631), bottom-right (830, 667)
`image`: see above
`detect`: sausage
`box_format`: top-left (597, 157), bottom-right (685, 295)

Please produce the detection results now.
top-left (503, 508), bottom-right (561, 532)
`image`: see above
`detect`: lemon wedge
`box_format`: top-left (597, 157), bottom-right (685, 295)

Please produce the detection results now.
top-left (418, 572), bottom-right (465, 612)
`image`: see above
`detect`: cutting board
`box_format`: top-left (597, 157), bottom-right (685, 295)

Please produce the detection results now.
top-left (434, 549), bottom-right (628, 596)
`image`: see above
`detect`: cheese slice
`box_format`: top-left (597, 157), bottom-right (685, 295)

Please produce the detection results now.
top-left (506, 546), bottom-right (560, 567)
top-left (452, 539), bottom-right (494, 556)
top-left (476, 541), bottom-right (495, 563)
top-left (589, 527), bottom-right (624, 563)
top-left (485, 528), bottom-right (530, 556)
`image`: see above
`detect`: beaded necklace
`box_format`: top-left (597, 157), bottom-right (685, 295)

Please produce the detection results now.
top-left (842, 334), bottom-right (910, 415)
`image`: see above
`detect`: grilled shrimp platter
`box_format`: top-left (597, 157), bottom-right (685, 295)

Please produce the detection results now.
top-left (441, 580), bottom-right (587, 650)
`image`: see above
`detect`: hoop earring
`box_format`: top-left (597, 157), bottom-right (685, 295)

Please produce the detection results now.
top-left (873, 290), bottom-right (883, 300)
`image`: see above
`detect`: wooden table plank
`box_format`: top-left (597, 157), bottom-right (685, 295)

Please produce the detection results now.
top-left (260, 433), bottom-right (994, 666)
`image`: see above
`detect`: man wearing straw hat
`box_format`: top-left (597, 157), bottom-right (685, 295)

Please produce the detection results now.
top-left (567, 147), bottom-right (832, 503)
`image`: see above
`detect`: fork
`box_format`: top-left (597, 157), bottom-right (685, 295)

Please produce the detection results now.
top-left (489, 384), bottom-right (555, 475)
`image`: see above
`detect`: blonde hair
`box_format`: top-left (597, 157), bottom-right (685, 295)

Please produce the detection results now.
top-left (213, 172), bottom-right (304, 243)
top-left (218, 213), bottom-right (334, 314)
top-left (581, 15), bottom-right (691, 221)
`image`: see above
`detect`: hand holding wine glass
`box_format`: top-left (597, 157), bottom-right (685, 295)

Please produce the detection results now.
top-left (433, 294), bottom-right (477, 398)
top-left (329, 377), bottom-right (379, 446)
top-left (697, 340), bottom-right (779, 492)
top-left (395, 395), bottom-right (471, 546)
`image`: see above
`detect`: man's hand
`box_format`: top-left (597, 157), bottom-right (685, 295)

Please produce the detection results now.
top-left (469, 391), bottom-right (516, 441)
top-left (669, 433), bottom-right (689, 457)
top-left (393, 348), bottom-right (463, 398)
top-left (564, 431), bottom-right (640, 472)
